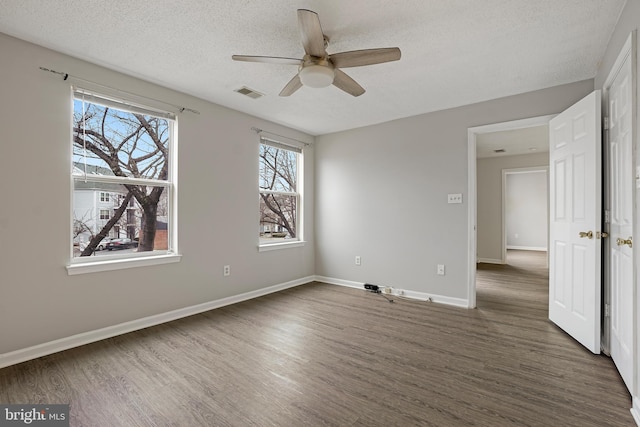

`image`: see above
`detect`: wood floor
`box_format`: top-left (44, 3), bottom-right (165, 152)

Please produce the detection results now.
top-left (0, 250), bottom-right (634, 426)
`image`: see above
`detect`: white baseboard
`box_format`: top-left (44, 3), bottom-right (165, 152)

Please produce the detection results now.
top-left (402, 289), bottom-right (468, 308)
top-left (477, 258), bottom-right (504, 264)
top-left (1, 274), bottom-right (471, 369)
top-left (632, 397), bottom-right (640, 426)
top-left (314, 275), bottom-right (363, 289)
top-left (0, 276), bottom-right (314, 369)
top-left (315, 276), bottom-right (468, 308)
top-left (506, 246), bottom-right (547, 251)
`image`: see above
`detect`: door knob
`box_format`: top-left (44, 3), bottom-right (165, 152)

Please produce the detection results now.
top-left (616, 237), bottom-right (633, 248)
top-left (579, 231), bottom-right (593, 239)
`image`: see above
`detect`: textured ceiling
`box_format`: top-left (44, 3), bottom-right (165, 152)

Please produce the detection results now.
top-left (477, 126), bottom-right (550, 159)
top-left (0, 0), bottom-right (626, 135)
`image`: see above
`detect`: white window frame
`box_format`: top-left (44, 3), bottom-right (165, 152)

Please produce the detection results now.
top-left (258, 137), bottom-right (304, 251)
top-left (67, 88), bottom-right (180, 274)
top-left (100, 192), bottom-right (109, 202)
top-left (99, 209), bottom-right (110, 220)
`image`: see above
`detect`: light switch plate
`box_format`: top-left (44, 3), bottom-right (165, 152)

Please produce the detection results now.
top-left (447, 193), bottom-right (463, 204)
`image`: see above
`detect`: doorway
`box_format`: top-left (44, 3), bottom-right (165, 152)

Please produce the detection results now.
top-left (467, 115), bottom-right (554, 307)
top-left (503, 167), bottom-right (548, 259)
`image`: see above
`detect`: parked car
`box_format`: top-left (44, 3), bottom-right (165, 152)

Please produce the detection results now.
top-left (106, 238), bottom-right (138, 250)
top-left (96, 238), bottom-right (113, 251)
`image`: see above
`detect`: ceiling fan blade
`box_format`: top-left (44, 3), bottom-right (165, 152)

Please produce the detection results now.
top-left (297, 9), bottom-right (326, 58)
top-left (232, 55), bottom-right (302, 66)
top-left (279, 74), bottom-right (303, 96)
top-left (330, 47), bottom-right (401, 68)
top-left (332, 69), bottom-right (365, 97)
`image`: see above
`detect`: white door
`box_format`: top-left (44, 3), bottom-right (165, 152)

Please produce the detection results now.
top-left (549, 90), bottom-right (602, 354)
top-left (606, 34), bottom-right (634, 393)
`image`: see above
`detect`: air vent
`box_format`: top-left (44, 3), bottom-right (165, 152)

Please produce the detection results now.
top-left (235, 86), bottom-right (264, 99)
top-left (494, 149), bottom-right (506, 153)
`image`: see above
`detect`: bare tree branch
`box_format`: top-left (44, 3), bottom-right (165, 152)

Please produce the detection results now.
top-left (80, 192), bottom-right (134, 256)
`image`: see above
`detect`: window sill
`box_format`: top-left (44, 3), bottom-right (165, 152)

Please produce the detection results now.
top-left (66, 253), bottom-right (182, 275)
top-left (258, 241), bottom-right (305, 252)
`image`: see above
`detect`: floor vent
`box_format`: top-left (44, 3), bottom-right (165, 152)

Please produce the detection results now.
top-left (235, 86), bottom-right (264, 99)
top-left (494, 148), bottom-right (506, 153)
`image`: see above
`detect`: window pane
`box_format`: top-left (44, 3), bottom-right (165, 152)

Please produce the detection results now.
top-left (259, 144), bottom-right (297, 192)
top-left (73, 99), bottom-right (170, 181)
top-left (259, 193), bottom-right (297, 244)
top-left (73, 181), bottom-right (169, 257)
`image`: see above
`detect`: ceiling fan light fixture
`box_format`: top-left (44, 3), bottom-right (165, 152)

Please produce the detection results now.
top-left (299, 65), bottom-right (335, 88)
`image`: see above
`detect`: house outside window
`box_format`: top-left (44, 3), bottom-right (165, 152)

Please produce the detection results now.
top-left (70, 89), bottom-right (177, 266)
top-left (259, 138), bottom-right (302, 247)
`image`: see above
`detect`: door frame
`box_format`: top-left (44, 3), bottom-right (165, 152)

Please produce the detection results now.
top-left (467, 115), bottom-right (555, 308)
top-left (502, 167), bottom-right (549, 256)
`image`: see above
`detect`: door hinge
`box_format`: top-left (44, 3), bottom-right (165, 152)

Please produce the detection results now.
top-left (605, 304), bottom-right (610, 317)
top-left (604, 116), bottom-right (610, 130)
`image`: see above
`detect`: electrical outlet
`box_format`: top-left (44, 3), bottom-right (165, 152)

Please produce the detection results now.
top-left (223, 265), bottom-right (230, 276)
top-left (355, 256), bottom-right (361, 266)
top-left (437, 264), bottom-right (445, 275)
top-left (383, 287), bottom-right (392, 294)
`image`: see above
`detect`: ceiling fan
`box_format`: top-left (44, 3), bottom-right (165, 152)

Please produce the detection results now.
top-left (232, 9), bottom-right (401, 97)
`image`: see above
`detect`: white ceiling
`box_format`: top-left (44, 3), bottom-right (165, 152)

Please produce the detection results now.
top-left (0, 0), bottom-right (626, 136)
top-left (477, 125), bottom-right (549, 159)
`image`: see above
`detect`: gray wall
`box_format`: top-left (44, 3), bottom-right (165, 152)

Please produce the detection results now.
top-left (505, 170), bottom-right (548, 250)
top-left (0, 33), bottom-right (315, 355)
top-left (477, 153), bottom-right (549, 262)
top-left (315, 82), bottom-right (593, 300)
